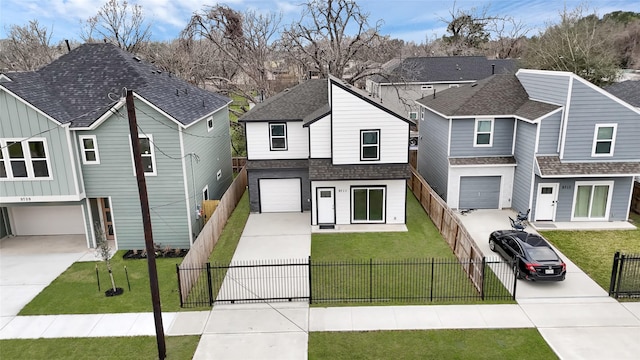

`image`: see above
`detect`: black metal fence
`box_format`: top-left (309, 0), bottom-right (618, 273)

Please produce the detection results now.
top-left (609, 252), bottom-right (640, 299)
top-left (177, 257), bottom-right (516, 308)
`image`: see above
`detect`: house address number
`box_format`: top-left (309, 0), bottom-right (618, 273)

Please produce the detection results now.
top-left (20, 197), bottom-right (33, 202)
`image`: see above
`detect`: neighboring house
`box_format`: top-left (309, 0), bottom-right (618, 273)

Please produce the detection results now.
top-left (605, 80), bottom-right (640, 109)
top-left (0, 43), bottom-right (233, 249)
top-left (415, 69), bottom-right (640, 223)
top-left (366, 56), bottom-right (517, 121)
top-left (238, 76), bottom-right (412, 228)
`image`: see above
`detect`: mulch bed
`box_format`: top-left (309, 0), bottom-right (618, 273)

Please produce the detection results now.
top-left (123, 248), bottom-right (188, 259)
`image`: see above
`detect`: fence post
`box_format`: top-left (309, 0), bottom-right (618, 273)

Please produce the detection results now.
top-left (206, 263), bottom-right (214, 306)
top-left (609, 251), bottom-right (621, 297)
top-left (308, 256), bottom-right (313, 304)
top-left (176, 264), bottom-right (183, 308)
top-left (614, 253), bottom-right (627, 299)
top-left (480, 257), bottom-right (486, 301)
top-left (369, 258), bottom-right (373, 303)
top-left (430, 258), bottom-right (434, 302)
top-left (512, 260), bottom-right (518, 301)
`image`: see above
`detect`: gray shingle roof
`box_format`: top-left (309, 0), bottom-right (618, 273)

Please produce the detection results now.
top-left (309, 159), bottom-right (410, 180)
top-left (416, 74), bottom-right (560, 120)
top-left (371, 56), bottom-right (518, 84)
top-left (604, 80), bottom-right (640, 108)
top-left (1, 43), bottom-right (230, 127)
top-left (536, 156), bottom-right (640, 176)
top-left (449, 156), bottom-right (516, 166)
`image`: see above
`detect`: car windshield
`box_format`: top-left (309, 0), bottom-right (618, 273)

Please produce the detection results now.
top-left (528, 247), bottom-right (558, 262)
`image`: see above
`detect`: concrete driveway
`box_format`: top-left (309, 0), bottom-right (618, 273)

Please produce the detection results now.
top-left (193, 212), bottom-right (311, 360)
top-left (0, 235), bottom-right (90, 323)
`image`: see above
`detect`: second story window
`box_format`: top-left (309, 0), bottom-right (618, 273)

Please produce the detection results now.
top-left (131, 134), bottom-right (157, 176)
top-left (0, 138), bottom-right (51, 179)
top-left (474, 118), bottom-right (493, 147)
top-left (361, 129), bottom-right (380, 161)
top-left (269, 123), bottom-right (287, 150)
top-left (592, 124), bottom-right (616, 156)
top-left (207, 116), bottom-right (214, 132)
top-left (79, 135), bottom-right (100, 164)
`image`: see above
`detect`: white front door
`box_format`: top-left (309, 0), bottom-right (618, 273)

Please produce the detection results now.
top-left (535, 183), bottom-right (559, 221)
top-left (317, 188), bottom-right (335, 224)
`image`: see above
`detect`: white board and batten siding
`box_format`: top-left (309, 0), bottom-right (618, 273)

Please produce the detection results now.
top-left (259, 178), bottom-right (302, 212)
top-left (308, 115), bottom-right (331, 158)
top-left (331, 85), bottom-right (408, 165)
top-left (245, 121), bottom-right (309, 160)
top-left (311, 180), bottom-right (406, 225)
top-left (447, 166), bottom-right (514, 209)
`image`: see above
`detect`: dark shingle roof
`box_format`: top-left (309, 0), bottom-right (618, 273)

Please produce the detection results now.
top-left (371, 56), bottom-right (518, 84)
top-left (1, 43), bottom-right (230, 127)
top-left (604, 80), bottom-right (640, 107)
top-left (416, 74), bottom-right (560, 120)
top-left (238, 79), bottom-right (328, 123)
top-left (536, 156), bottom-right (640, 176)
top-left (449, 156), bottom-right (516, 166)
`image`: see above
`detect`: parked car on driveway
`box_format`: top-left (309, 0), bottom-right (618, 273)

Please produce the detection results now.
top-left (489, 230), bottom-right (566, 281)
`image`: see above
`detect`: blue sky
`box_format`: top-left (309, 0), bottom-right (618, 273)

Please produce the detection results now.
top-left (1, 0), bottom-right (638, 44)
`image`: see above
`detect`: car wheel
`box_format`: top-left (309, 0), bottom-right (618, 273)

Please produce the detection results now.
top-left (489, 239), bottom-right (496, 252)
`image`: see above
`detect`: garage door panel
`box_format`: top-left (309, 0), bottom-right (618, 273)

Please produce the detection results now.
top-left (10, 205), bottom-right (85, 235)
top-left (260, 179), bottom-right (302, 212)
top-left (459, 176), bottom-right (500, 209)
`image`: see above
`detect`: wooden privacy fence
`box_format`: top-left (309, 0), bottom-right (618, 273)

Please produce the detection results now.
top-left (232, 157), bottom-right (247, 173)
top-left (407, 167), bottom-right (485, 293)
top-left (178, 167), bottom-right (247, 304)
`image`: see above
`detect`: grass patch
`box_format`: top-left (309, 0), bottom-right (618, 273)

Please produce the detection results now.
top-left (208, 191), bottom-right (249, 265)
top-left (541, 213), bottom-right (640, 292)
top-left (308, 329), bottom-right (557, 360)
top-left (0, 335), bottom-right (199, 360)
top-left (311, 190), bottom-right (513, 305)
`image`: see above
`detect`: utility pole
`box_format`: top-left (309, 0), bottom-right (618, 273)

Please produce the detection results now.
top-left (126, 90), bottom-right (166, 359)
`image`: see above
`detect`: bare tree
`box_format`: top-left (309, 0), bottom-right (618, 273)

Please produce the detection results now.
top-left (280, 0), bottom-right (384, 84)
top-left (486, 17), bottom-right (529, 59)
top-left (0, 20), bottom-right (61, 71)
top-left (80, 0), bottom-right (151, 52)
top-left (440, 2), bottom-right (500, 55)
top-left (524, 5), bottom-right (620, 86)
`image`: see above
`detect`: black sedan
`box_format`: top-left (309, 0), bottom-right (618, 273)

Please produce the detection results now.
top-left (489, 230), bottom-right (566, 281)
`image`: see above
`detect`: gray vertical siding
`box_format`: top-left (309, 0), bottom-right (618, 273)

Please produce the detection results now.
top-left (537, 111), bottom-right (562, 155)
top-left (512, 121), bottom-right (537, 214)
top-left (80, 101), bottom-right (190, 249)
top-left (0, 91), bottom-right (77, 197)
top-left (183, 107), bottom-right (233, 236)
top-left (516, 72), bottom-right (569, 105)
top-left (449, 117), bottom-right (514, 157)
top-left (533, 176), bottom-right (633, 221)
top-left (247, 168), bottom-right (310, 213)
top-left (563, 80), bottom-right (640, 161)
top-left (418, 108), bottom-right (449, 199)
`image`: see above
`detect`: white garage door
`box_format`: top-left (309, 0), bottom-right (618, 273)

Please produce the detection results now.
top-left (9, 205), bottom-right (85, 235)
top-left (259, 178), bottom-right (302, 212)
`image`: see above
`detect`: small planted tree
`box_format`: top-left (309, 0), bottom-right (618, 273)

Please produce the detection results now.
top-left (95, 223), bottom-right (123, 296)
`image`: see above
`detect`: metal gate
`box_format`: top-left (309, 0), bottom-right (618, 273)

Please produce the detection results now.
top-left (609, 252), bottom-right (640, 299)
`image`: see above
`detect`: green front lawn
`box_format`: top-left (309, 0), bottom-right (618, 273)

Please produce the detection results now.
top-left (541, 212), bottom-right (640, 292)
top-left (308, 329), bottom-right (557, 360)
top-left (0, 336), bottom-right (199, 360)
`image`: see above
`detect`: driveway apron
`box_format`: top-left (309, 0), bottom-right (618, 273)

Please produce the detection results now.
top-left (457, 209), bottom-right (640, 359)
top-left (193, 212), bottom-right (311, 360)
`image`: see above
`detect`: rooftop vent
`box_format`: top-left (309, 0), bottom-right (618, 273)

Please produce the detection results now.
top-left (133, 56), bottom-right (141, 62)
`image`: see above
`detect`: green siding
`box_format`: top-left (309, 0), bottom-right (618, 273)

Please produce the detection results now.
top-left (78, 101), bottom-right (190, 249)
top-left (183, 107), bottom-right (233, 235)
top-left (0, 90), bottom-right (77, 198)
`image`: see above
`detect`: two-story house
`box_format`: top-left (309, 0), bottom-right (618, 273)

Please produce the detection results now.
top-left (415, 69), bottom-right (640, 223)
top-left (0, 43), bottom-right (233, 249)
top-left (238, 76), bottom-right (412, 228)
top-left (366, 56), bottom-right (517, 121)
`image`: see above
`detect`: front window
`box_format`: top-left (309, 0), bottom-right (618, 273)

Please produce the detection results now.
top-left (269, 123), bottom-right (287, 150)
top-left (573, 181), bottom-right (613, 220)
top-left (352, 187), bottom-right (385, 223)
top-left (0, 139), bottom-right (51, 179)
top-left (474, 118), bottom-right (493, 146)
top-left (79, 135), bottom-right (100, 164)
top-left (361, 130), bottom-right (380, 161)
top-left (592, 124), bottom-right (616, 156)
top-left (131, 135), bottom-right (157, 175)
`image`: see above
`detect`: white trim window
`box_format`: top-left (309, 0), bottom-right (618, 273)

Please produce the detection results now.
top-left (591, 124), bottom-right (617, 157)
top-left (352, 187), bottom-right (386, 223)
top-left (408, 111), bottom-right (418, 120)
top-left (0, 138), bottom-right (52, 179)
top-left (131, 134), bottom-right (157, 176)
top-left (421, 85), bottom-right (433, 91)
top-left (202, 185), bottom-right (209, 201)
top-left (448, 84), bottom-right (460, 88)
top-left (79, 135), bottom-right (100, 164)
top-left (206, 116), bottom-right (214, 133)
top-left (474, 118), bottom-right (494, 147)
top-left (361, 129), bottom-right (380, 161)
top-left (572, 181), bottom-right (614, 220)
top-left (269, 123), bottom-right (287, 150)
